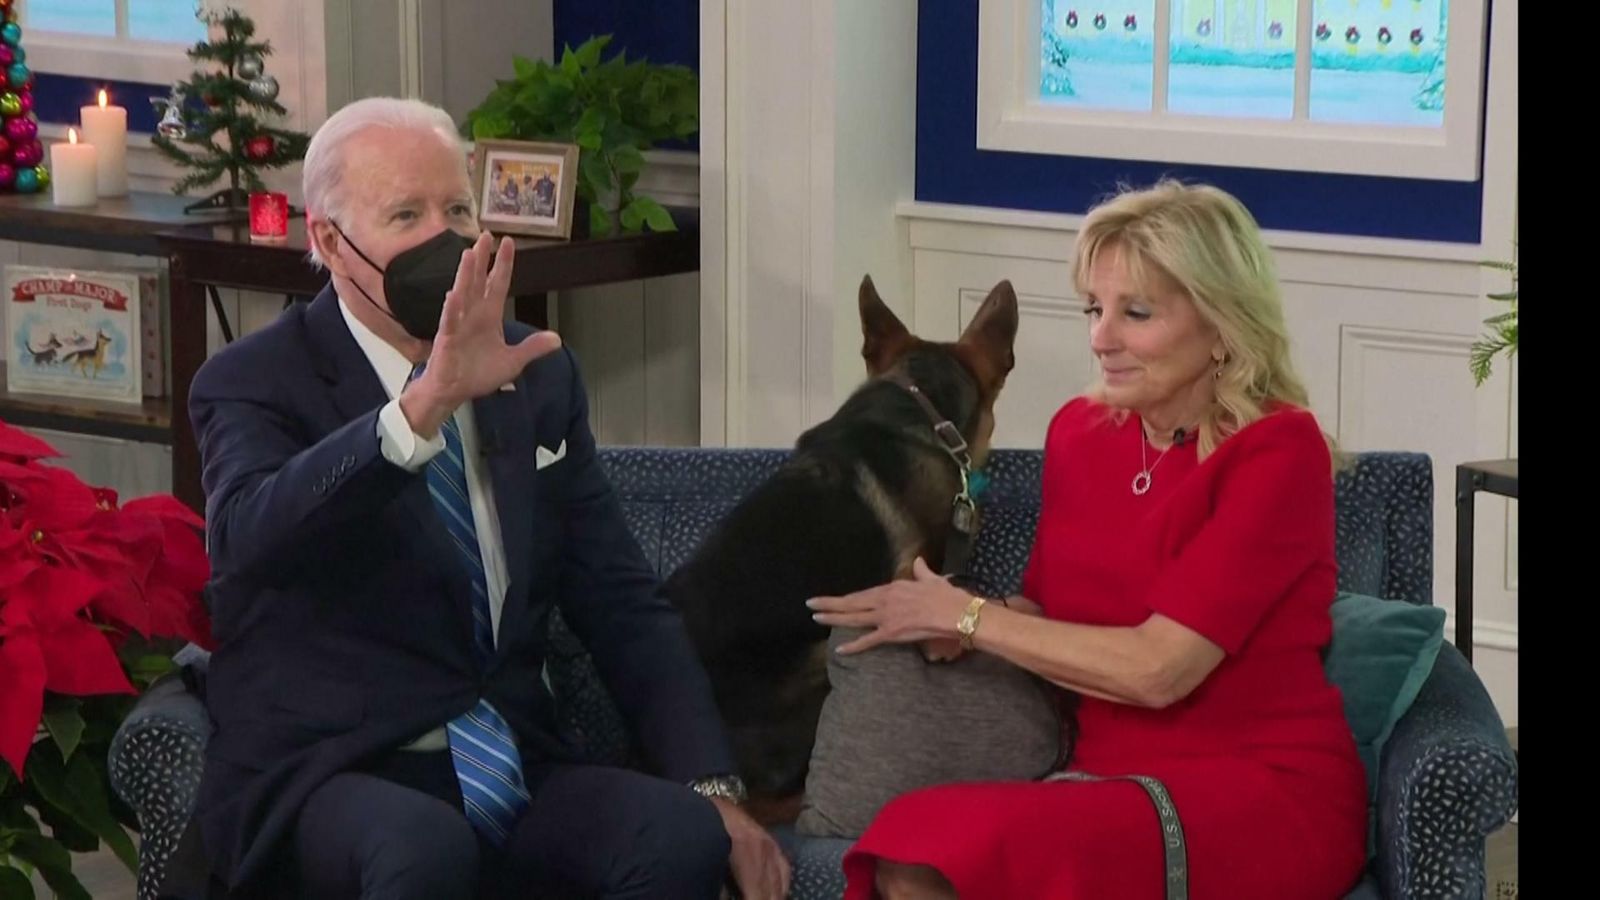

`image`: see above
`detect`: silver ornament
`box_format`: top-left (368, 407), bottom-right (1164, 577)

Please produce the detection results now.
top-left (248, 75), bottom-right (279, 102)
top-left (238, 54), bottom-right (264, 79)
top-left (157, 104), bottom-right (187, 139)
top-left (151, 86), bottom-right (188, 139)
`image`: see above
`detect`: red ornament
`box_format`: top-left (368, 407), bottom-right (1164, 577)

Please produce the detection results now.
top-left (11, 137), bottom-right (40, 166)
top-left (245, 135), bottom-right (274, 160)
top-left (0, 134), bottom-right (9, 158)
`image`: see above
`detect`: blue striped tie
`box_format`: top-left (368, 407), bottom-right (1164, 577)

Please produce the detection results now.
top-left (413, 364), bottom-right (532, 846)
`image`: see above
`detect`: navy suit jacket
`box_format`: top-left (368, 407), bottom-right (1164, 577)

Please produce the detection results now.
top-left (179, 287), bottom-right (732, 895)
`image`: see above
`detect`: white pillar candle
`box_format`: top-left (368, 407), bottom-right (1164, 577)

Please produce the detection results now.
top-left (50, 128), bottom-right (99, 207)
top-left (79, 90), bottom-right (128, 198)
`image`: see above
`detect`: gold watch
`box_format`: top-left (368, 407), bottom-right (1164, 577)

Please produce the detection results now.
top-left (956, 596), bottom-right (988, 651)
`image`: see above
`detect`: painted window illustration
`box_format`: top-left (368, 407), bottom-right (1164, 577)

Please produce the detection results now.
top-left (1041, 0), bottom-right (1448, 127)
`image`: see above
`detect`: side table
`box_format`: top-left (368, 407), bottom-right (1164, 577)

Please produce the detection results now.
top-left (1454, 459), bottom-right (1519, 665)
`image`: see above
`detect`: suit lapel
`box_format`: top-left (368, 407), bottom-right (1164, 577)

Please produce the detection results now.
top-left (304, 288), bottom-right (390, 423)
top-left (305, 288), bottom-right (476, 649)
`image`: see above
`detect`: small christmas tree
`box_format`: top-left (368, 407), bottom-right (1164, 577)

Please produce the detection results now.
top-left (151, 5), bottom-right (309, 212)
top-left (1, 0), bottom-right (50, 195)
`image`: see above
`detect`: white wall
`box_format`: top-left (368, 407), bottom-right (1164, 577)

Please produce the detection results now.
top-left (830, 2), bottom-right (919, 403)
top-left (698, 0), bottom-right (919, 446)
top-left (322, 0), bottom-right (553, 125)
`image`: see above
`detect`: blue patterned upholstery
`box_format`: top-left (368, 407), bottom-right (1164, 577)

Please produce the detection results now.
top-left (106, 674), bottom-right (211, 900)
top-left (108, 447), bottom-right (1516, 900)
top-left (1334, 452), bottom-right (1435, 607)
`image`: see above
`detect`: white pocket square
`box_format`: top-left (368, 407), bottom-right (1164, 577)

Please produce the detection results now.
top-left (535, 440), bottom-right (567, 470)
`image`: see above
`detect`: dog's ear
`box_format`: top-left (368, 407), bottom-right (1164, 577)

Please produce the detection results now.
top-left (859, 274), bottom-right (914, 374)
top-left (958, 279), bottom-right (1020, 380)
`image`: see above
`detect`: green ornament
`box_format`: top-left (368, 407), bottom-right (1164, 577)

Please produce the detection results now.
top-left (32, 164), bottom-right (48, 190)
top-left (0, 92), bottom-right (19, 117)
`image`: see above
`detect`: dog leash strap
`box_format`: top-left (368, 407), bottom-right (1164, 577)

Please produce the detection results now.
top-left (879, 371), bottom-right (983, 579)
top-left (1044, 771), bottom-right (1189, 900)
top-left (883, 372), bottom-right (972, 465)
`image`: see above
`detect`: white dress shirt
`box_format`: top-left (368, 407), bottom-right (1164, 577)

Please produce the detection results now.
top-left (337, 295), bottom-right (513, 751)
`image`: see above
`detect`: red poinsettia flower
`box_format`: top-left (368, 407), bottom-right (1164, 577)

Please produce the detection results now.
top-left (124, 496), bottom-right (212, 647)
top-left (0, 422), bottom-right (60, 462)
top-left (0, 418), bottom-right (213, 779)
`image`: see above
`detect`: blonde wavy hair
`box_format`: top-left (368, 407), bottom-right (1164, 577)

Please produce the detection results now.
top-left (1073, 180), bottom-right (1344, 471)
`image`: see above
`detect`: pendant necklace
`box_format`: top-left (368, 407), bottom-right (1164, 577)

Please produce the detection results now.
top-left (1132, 421), bottom-right (1175, 496)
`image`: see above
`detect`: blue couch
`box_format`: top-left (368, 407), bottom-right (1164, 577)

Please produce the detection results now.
top-left (110, 448), bottom-right (1518, 900)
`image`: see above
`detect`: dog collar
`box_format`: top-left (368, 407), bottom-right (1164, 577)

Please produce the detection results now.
top-left (882, 371), bottom-right (981, 579)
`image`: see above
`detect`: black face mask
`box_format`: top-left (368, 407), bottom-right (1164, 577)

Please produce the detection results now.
top-left (332, 222), bottom-right (475, 341)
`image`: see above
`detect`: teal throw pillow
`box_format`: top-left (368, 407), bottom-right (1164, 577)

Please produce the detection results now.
top-left (1323, 590), bottom-right (1447, 799)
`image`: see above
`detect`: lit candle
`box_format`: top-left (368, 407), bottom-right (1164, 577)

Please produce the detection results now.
top-left (50, 128), bottom-right (98, 207)
top-left (79, 89), bottom-right (128, 197)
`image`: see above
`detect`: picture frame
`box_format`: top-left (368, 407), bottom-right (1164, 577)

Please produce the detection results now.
top-left (471, 139), bottom-right (582, 239)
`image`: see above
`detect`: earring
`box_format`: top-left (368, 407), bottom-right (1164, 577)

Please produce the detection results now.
top-left (1213, 358), bottom-right (1225, 380)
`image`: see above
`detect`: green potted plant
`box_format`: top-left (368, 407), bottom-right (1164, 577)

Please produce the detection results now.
top-left (464, 35), bottom-right (698, 238)
top-left (1471, 247), bottom-right (1517, 386)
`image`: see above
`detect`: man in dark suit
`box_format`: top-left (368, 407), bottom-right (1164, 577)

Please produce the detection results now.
top-left (181, 96), bottom-right (790, 899)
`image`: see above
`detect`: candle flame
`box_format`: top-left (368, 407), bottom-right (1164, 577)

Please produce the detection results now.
top-left (98, 89), bottom-right (109, 108)
top-left (69, 128), bottom-right (79, 144)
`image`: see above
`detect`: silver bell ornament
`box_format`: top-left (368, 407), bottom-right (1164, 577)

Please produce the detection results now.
top-left (151, 86), bottom-right (189, 139)
top-left (157, 103), bottom-right (188, 139)
top-left (237, 54), bottom-right (264, 79)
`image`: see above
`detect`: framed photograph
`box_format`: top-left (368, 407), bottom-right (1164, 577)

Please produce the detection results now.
top-left (471, 139), bottom-right (581, 239)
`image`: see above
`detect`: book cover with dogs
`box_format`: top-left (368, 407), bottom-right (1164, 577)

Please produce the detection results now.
top-left (5, 264), bottom-right (144, 405)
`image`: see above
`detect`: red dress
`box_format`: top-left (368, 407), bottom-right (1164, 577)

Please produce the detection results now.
top-left (841, 397), bottom-right (1369, 900)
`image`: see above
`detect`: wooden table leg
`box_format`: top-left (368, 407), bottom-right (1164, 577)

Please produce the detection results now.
top-left (168, 251), bottom-right (208, 515)
top-left (1454, 466), bottom-right (1477, 665)
top-left (513, 292), bottom-right (550, 329)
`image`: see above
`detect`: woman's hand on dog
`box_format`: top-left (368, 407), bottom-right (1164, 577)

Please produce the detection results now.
top-left (808, 557), bottom-right (974, 656)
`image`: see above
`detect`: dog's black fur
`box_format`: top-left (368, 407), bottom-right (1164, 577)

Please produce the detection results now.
top-left (662, 275), bottom-right (1020, 819)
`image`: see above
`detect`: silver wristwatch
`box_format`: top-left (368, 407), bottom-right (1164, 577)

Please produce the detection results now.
top-left (688, 773), bottom-right (748, 805)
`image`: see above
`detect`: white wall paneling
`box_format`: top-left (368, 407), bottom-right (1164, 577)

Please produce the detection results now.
top-left (699, 0), bottom-right (919, 446)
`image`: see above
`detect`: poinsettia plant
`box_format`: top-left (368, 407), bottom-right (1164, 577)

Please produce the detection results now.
top-left (0, 419), bottom-right (213, 898)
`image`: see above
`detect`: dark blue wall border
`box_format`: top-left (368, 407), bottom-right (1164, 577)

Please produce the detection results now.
top-left (31, 73), bottom-right (167, 133)
top-left (915, 0), bottom-right (1487, 243)
top-left (553, 0), bottom-right (698, 72)
top-left (552, 0), bottom-right (699, 152)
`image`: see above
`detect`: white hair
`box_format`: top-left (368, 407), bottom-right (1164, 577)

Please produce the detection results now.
top-left (302, 96), bottom-right (467, 266)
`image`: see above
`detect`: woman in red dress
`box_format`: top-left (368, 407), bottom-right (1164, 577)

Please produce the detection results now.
top-left (809, 181), bottom-right (1368, 900)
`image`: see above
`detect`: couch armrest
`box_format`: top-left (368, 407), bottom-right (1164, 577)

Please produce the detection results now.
top-left (1372, 643), bottom-right (1517, 899)
top-left (107, 671), bottom-right (211, 900)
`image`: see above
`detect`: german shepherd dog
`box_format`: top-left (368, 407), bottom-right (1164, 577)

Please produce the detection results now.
top-left (663, 275), bottom-right (1020, 821)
